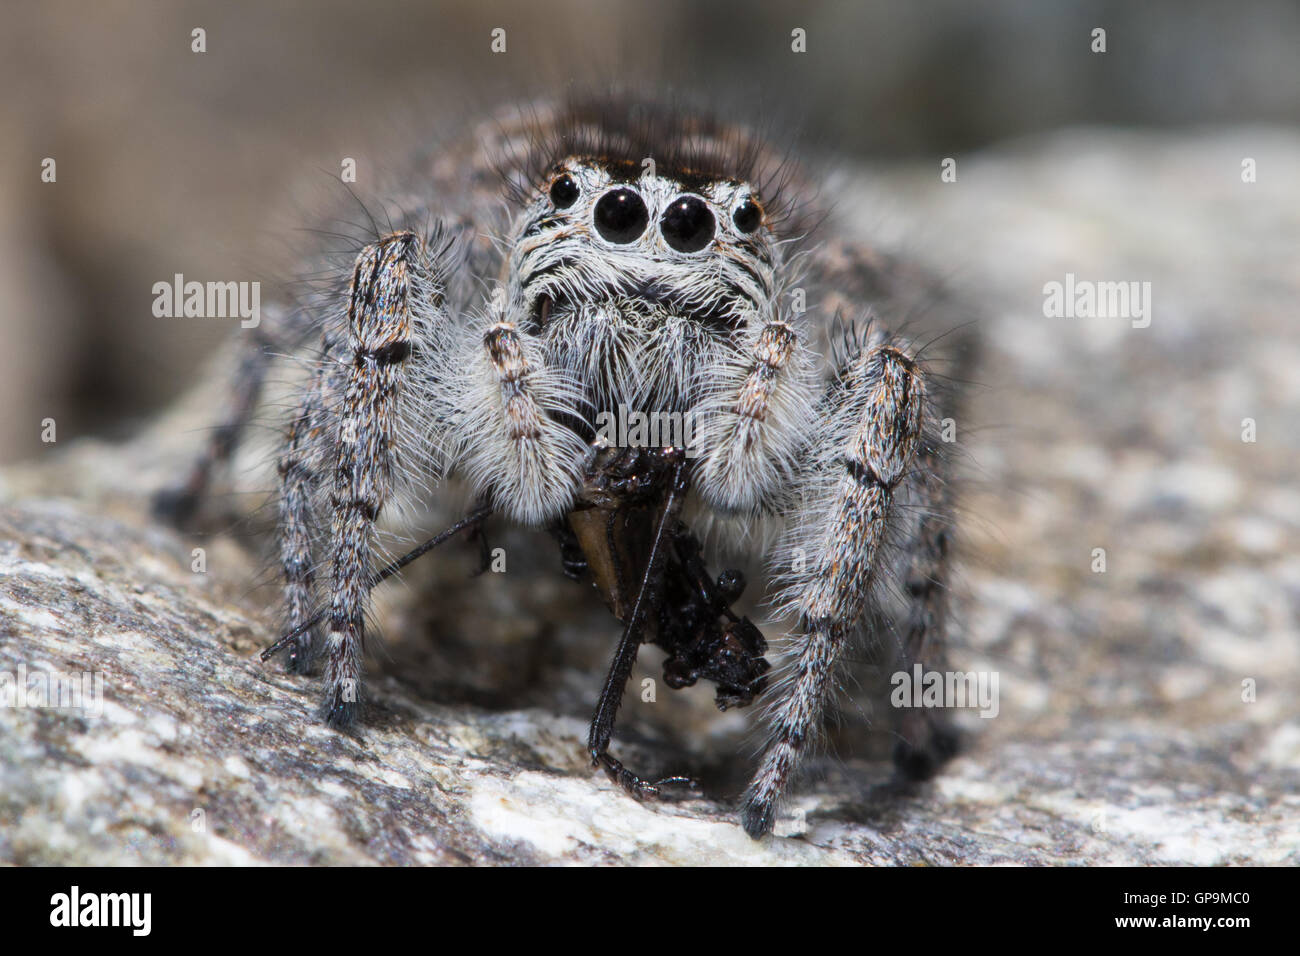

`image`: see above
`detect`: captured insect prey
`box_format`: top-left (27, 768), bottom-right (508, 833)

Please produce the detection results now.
top-left (155, 94), bottom-right (974, 838)
top-left (562, 444), bottom-right (772, 796)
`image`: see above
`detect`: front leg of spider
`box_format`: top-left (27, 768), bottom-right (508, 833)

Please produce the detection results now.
top-left (321, 235), bottom-right (423, 725)
top-left (289, 230), bottom-right (461, 727)
top-left (742, 342), bottom-right (928, 838)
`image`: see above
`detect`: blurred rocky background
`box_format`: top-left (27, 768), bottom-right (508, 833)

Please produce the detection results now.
top-left (2, 0), bottom-right (1299, 462)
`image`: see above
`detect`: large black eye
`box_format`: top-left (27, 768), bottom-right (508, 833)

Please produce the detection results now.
top-left (660, 196), bottom-right (715, 253)
top-left (593, 188), bottom-right (648, 244)
top-left (549, 174), bottom-right (579, 208)
top-left (732, 198), bottom-right (762, 234)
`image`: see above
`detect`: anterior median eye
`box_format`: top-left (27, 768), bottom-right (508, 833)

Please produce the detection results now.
top-left (549, 174), bottom-right (579, 208)
top-left (593, 188), bottom-right (648, 244)
top-left (660, 196), bottom-right (715, 253)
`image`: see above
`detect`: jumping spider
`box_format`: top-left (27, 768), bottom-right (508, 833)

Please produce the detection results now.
top-left (157, 95), bottom-right (971, 838)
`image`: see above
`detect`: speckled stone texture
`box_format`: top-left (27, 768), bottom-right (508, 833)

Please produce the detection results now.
top-left (2, 128), bottom-right (1298, 865)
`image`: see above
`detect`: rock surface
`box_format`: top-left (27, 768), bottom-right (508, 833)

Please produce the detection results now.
top-left (3, 128), bottom-right (1299, 865)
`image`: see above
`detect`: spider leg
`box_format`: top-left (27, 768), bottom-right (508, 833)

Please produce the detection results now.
top-left (890, 437), bottom-right (962, 779)
top-left (275, 343), bottom-right (345, 673)
top-left (742, 337), bottom-right (926, 838)
top-left (261, 504), bottom-right (492, 664)
top-left (317, 228), bottom-right (455, 728)
top-left (152, 303), bottom-right (316, 527)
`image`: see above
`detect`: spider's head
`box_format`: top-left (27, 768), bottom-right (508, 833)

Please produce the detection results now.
top-left (504, 145), bottom-right (784, 410)
top-left (514, 156), bottom-right (775, 330)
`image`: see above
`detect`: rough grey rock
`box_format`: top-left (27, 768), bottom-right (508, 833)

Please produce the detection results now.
top-left (3, 128), bottom-right (1298, 865)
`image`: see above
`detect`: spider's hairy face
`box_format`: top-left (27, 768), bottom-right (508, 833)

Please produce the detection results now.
top-left (503, 155), bottom-right (779, 414)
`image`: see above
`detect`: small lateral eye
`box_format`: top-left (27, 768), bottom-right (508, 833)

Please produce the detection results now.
top-left (549, 174), bottom-right (579, 208)
top-left (732, 197), bottom-right (763, 234)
